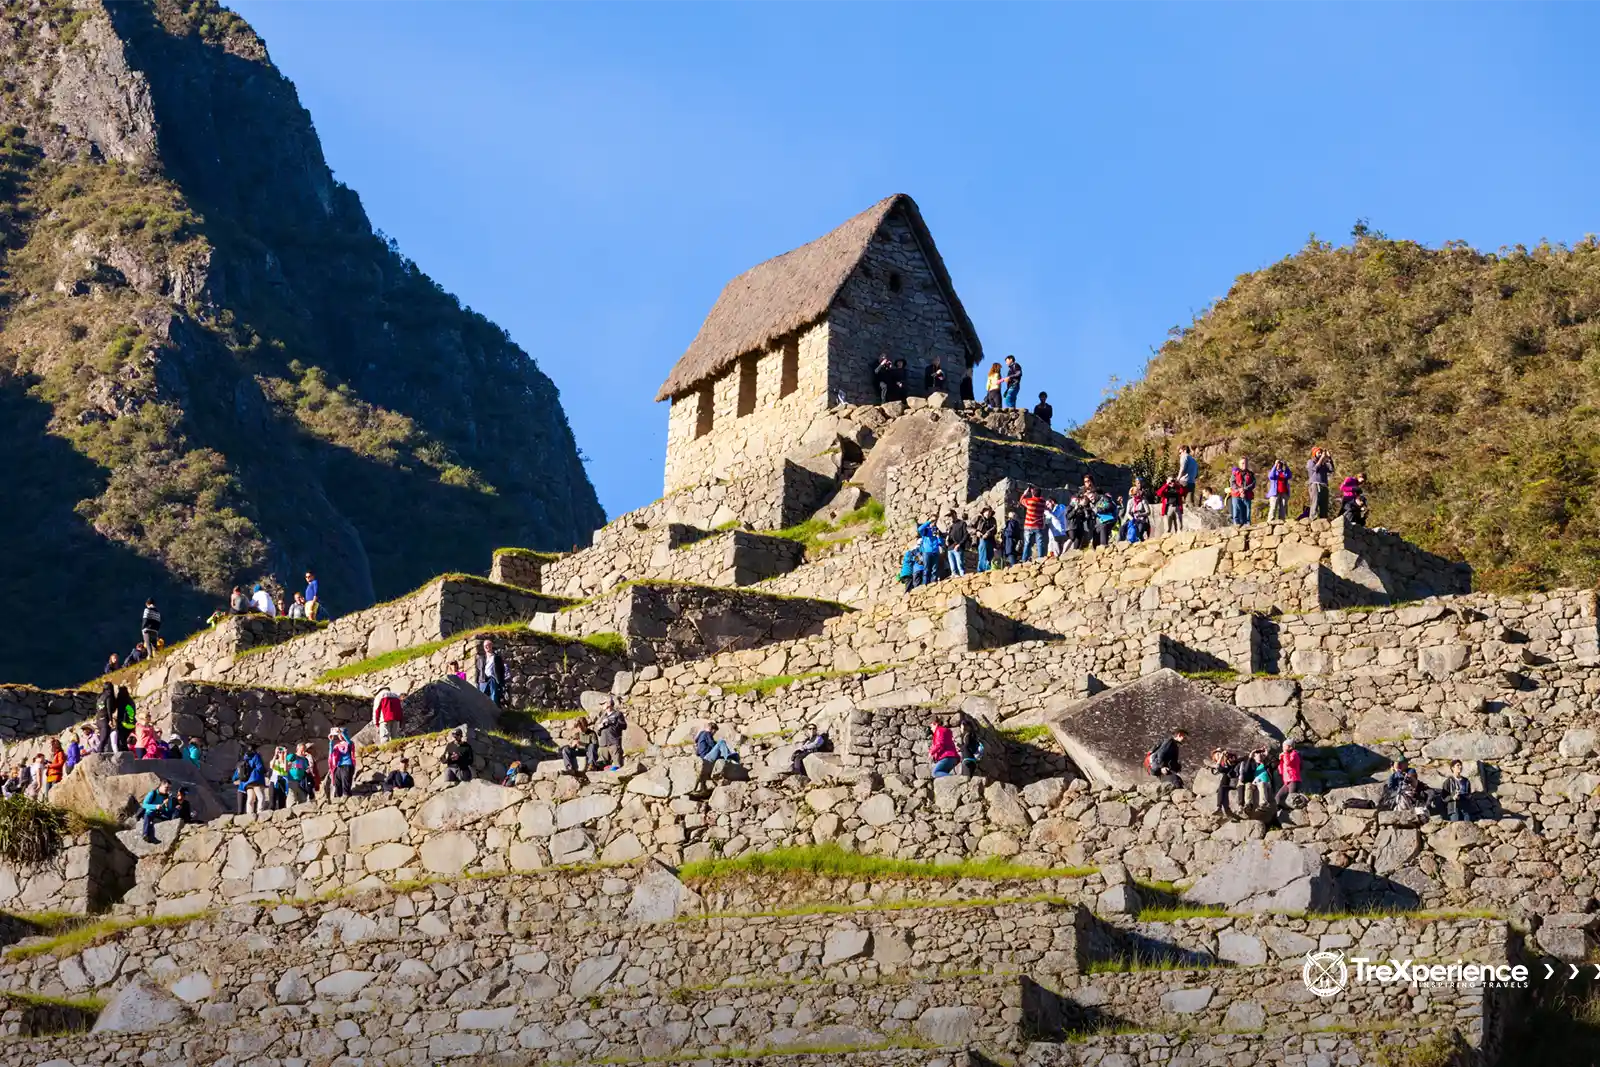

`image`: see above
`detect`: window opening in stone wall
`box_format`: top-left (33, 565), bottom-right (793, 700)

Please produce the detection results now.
top-left (695, 383), bottom-right (714, 438)
top-left (737, 352), bottom-right (759, 417)
top-left (888, 272), bottom-right (902, 293)
top-left (778, 336), bottom-right (799, 397)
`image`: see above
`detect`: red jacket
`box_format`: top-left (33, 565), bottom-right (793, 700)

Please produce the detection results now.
top-left (1230, 467), bottom-right (1256, 501)
top-left (1279, 748), bottom-right (1301, 783)
top-left (929, 724), bottom-right (958, 763)
top-left (373, 693), bottom-right (403, 724)
top-left (1155, 482), bottom-right (1187, 514)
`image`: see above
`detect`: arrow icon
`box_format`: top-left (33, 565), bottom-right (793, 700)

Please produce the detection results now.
top-left (1545, 964), bottom-right (1555, 979)
top-left (1593, 964), bottom-right (1600, 979)
top-left (1571, 965), bottom-right (1581, 979)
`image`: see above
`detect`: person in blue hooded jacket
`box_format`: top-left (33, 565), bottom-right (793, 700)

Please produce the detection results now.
top-left (916, 521), bottom-right (945, 584)
top-left (898, 543), bottom-right (923, 593)
top-left (139, 782), bottom-right (175, 843)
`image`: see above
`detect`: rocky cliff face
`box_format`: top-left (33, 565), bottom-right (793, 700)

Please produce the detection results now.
top-left (0, 1), bottom-right (604, 687)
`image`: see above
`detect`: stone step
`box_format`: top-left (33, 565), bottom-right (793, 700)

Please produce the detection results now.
top-left (1017, 1023), bottom-right (1463, 1066)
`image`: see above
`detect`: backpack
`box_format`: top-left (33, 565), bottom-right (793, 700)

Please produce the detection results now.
top-left (1142, 750), bottom-right (1154, 774)
top-left (334, 741), bottom-right (354, 767)
top-left (234, 758), bottom-right (252, 784)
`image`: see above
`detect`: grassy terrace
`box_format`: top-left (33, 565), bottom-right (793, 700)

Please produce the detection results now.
top-left (677, 842), bottom-right (1096, 883)
top-left (313, 626), bottom-right (627, 684)
top-left (717, 663), bottom-right (895, 698)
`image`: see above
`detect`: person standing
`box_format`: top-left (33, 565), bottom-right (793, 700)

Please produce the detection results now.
top-left (1033, 391), bottom-right (1053, 426)
top-left (1001, 508), bottom-right (1023, 567)
top-left (303, 571), bottom-right (320, 621)
top-left (944, 511), bottom-right (970, 577)
top-left (1307, 447), bottom-right (1335, 520)
top-left (1020, 488), bottom-right (1047, 562)
top-left (328, 728), bottom-right (357, 798)
top-left (923, 358), bottom-right (947, 395)
top-left (889, 358), bottom-right (909, 402)
top-left (1045, 496), bottom-right (1070, 556)
top-left (1156, 476), bottom-right (1186, 535)
top-left (1092, 491), bottom-right (1118, 547)
top-left (872, 354), bottom-right (894, 402)
top-left (96, 682), bottom-right (115, 754)
top-left (474, 637), bottom-right (508, 706)
top-left (973, 507), bottom-right (998, 573)
top-left (1265, 459), bottom-right (1292, 521)
top-left (371, 687), bottom-right (403, 745)
top-left (140, 599), bottom-right (161, 659)
top-left (1228, 457), bottom-right (1256, 526)
top-left (1178, 444), bottom-right (1199, 499)
top-left (116, 686), bottom-right (136, 754)
top-left (1275, 740), bottom-right (1302, 812)
top-left (983, 363), bottom-right (1002, 409)
top-left (1001, 355), bottom-right (1023, 409)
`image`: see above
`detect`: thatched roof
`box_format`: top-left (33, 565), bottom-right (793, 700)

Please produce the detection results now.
top-left (655, 193), bottom-right (982, 402)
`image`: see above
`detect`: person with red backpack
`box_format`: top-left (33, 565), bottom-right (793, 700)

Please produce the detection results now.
top-left (1228, 458), bottom-right (1256, 526)
top-left (371, 687), bottom-right (403, 745)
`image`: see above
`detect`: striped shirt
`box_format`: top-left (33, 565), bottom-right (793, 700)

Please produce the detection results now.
top-left (1022, 495), bottom-right (1046, 529)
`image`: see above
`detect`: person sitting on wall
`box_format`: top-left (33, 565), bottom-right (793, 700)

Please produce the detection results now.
top-left (1274, 739), bottom-right (1304, 816)
top-left (502, 761), bottom-right (525, 787)
top-left (1379, 757), bottom-right (1412, 810)
top-left (694, 722), bottom-right (740, 766)
top-left (173, 786), bottom-right (196, 825)
top-left (929, 718), bottom-right (961, 778)
top-left (1209, 748), bottom-right (1242, 819)
top-left (1242, 747), bottom-right (1272, 812)
top-left (558, 715), bottom-right (599, 775)
top-left (139, 782), bottom-right (176, 844)
top-left (1145, 729), bottom-right (1186, 790)
top-left (383, 757), bottom-right (415, 794)
top-left (790, 725), bottom-right (832, 776)
top-left (103, 652), bottom-right (120, 675)
top-left (442, 728), bottom-right (475, 786)
top-left (958, 712), bottom-right (984, 777)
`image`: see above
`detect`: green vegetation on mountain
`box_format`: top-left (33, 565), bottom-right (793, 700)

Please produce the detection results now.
top-left (0, 1), bottom-right (603, 687)
top-left (1082, 228), bottom-right (1600, 592)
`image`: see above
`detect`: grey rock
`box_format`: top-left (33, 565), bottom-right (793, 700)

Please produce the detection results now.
top-left (626, 861), bottom-right (703, 923)
top-left (821, 928), bottom-right (871, 965)
top-left (1160, 986), bottom-right (1215, 1014)
top-left (569, 954), bottom-right (622, 998)
top-left (1183, 839), bottom-right (1340, 914)
top-left (914, 1005), bottom-right (975, 1045)
top-left (1235, 678), bottom-right (1298, 708)
top-left (92, 977), bottom-right (193, 1033)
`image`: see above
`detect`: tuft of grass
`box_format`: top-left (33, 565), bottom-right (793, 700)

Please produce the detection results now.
top-left (0, 796), bottom-right (73, 867)
top-left (1086, 950), bottom-right (1214, 973)
top-left (693, 892), bottom-right (1069, 922)
top-left (591, 1035), bottom-right (934, 1064)
top-left (580, 631), bottom-right (627, 658)
top-left (1137, 905), bottom-right (1231, 921)
top-left (1001, 724), bottom-right (1052, 744)
top-left (2, 989), bottom-right (105, 1012)
top-left (678, 842), bottom-right (1095, 883)
top-left (5, 910), bottom-right (210, 961)
top-left (1177, 668), bottom-right (1238, 681)
top-left (721, 663), bottom-right (893, 697)
top-left (492, 547), bottom-right (562, 563)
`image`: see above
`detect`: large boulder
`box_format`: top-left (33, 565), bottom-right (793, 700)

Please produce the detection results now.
top-left (92, 976), bottom-right (193, 1033)
top-left (1047, 670), bottom-right (1275, 789)
top-left (1183, 839), bottom-right (1341, 914)
top-left (50, 753), bottom-right (225, 824)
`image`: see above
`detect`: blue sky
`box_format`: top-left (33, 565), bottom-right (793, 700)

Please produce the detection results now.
top-left (231, 2), bottom-right (1600, 521)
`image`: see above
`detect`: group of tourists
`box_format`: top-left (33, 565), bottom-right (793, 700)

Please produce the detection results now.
top-left (870, 353), bottom-right (1046, 421)
top-left (1207, 449), bottom-right (1370, 527)
top-left (552, 698), bottom-right (630, 775)
top-left (927, 714), bottom-right (985, 778)
top-left (896, 443), bottom-right (1374, 591)
top-left (102, 573), bottom-right (327, 680)
top-left (1379, 757), bottom-right (1474, 821)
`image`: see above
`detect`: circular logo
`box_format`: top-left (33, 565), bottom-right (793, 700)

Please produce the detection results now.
top-left (1303, 950), bottom-right (1348, 998)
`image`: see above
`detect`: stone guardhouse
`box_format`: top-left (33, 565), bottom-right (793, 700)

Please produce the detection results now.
top-left (655, 193), bottom-right (984, 493)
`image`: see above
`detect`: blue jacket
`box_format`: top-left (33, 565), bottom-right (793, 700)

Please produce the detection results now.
top-left (899, 549), bottom-right (920, 579)
top-left (1046, 503), bottom-right (1069, 538)
top-left (916, 522), bottom-right (943, 558)
top-left (140, 789), bottom-right (170, 815)
top-left (694, 731), bottom-right (718, 759)
top-left (235, 752), bottom-right (266, 789)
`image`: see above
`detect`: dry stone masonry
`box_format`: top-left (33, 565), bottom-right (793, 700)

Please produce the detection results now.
top-left (0, 192), bottom-right (1576, 1065)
